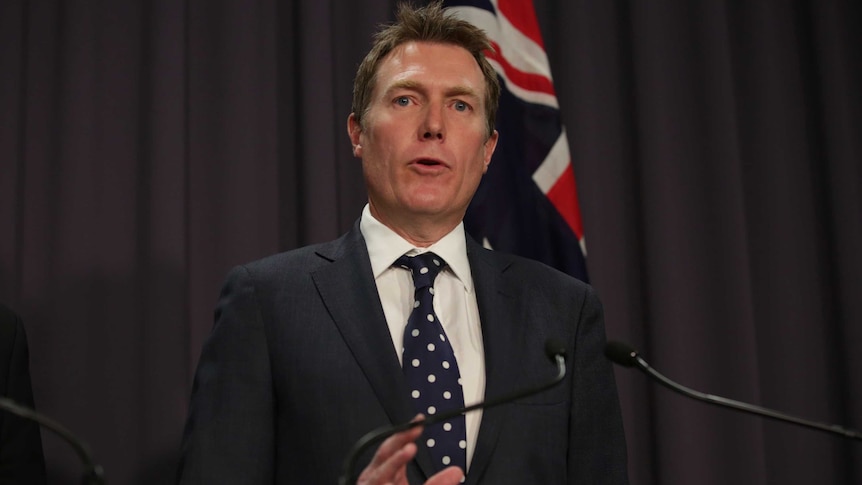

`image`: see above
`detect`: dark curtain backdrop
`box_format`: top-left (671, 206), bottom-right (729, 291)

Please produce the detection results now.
top-left (1, 0), bottom-right (859, 484)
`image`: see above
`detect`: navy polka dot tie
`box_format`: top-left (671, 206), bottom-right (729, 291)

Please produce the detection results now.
top-left (396, 252), bottom-right (467, 475)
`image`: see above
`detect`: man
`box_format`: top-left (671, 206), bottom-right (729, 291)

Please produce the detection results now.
top-left (177, 2), bottom-right (628, 484)
top-left (0, 304), bottom-right (48, 484)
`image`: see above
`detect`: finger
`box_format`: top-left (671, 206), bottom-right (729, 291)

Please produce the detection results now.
top-left (367, 425), bottom-right (423, 471)
top-left (357, 441), bottom-right (416, 484)
top-left (358, 421), bottom-right (425, 484)
top-left (426, 466), bottom-right (465, 485)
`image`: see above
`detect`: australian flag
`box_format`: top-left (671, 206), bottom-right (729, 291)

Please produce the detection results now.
top-left (444, 0), bottom-right (589, 282)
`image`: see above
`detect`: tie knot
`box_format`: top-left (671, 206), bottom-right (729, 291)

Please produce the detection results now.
top-left (395, 252), bottom-right (446, 289)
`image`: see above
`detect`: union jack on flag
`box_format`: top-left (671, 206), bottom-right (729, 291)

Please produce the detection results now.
top-left (444, 0), bottom-right (589, 282)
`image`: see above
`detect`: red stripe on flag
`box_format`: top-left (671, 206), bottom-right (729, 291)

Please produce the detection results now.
top-left (496, 0), bottom-right (545, 49)
top-left (545, 163), bottom-right (584, 239)
top-left (486, 40), bottom-right (556, 96)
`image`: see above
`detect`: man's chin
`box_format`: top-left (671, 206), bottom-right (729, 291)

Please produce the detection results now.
top-left (402, 199), bottom-right (457, 218)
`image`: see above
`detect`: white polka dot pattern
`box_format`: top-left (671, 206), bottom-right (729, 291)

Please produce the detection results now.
top-left (396, 252), bottom-right (467, 475)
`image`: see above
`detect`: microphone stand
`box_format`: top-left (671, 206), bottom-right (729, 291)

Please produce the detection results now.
top-left (338, 347), bottom-right (566, 485)
top-left (0, 397), bottom-right (106, 484)
top-left (605, 341), bottom-right (862, 441)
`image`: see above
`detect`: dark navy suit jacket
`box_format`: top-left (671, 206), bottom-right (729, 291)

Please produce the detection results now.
top-left (0, 305), bottom-right (47, 485)
top-left (178, 223), bottom-right (628, 484)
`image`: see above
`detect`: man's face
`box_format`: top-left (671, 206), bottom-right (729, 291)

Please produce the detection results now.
top-left (348, 41), bottom-right (498, 235)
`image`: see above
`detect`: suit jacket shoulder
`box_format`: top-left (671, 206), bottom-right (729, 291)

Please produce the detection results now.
top-left (462, 239), bottom-right (628, 485)
top-left (232, 223), bottom-right (367, 291)
top-left (179, 224), bottom-right (424, 484)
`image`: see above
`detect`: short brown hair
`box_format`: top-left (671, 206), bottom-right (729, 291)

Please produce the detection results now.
top-left (351, 1), bottom-right (500, 137)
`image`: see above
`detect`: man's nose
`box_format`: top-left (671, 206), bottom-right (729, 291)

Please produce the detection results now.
top-left (420, 104), bottom-right (445, 140)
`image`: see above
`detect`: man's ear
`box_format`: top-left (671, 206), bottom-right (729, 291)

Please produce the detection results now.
top-left (482, 129), bottom-right (499, 173)
top-left (347, 113), bottom-right (363, 157)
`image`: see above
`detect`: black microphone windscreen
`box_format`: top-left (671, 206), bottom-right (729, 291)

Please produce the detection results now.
top-left (544, 339), bottom-right (567, 361)
top-left (604, 341), bottom-right (638, 367)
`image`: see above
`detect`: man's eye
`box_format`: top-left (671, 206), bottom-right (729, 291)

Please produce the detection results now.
top-left (454, 101), bottom-right (470, 112)
top-left (395, 97), bottom-right (410, 107)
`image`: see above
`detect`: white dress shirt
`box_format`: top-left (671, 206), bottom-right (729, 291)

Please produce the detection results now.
top-left (359, 204), bottom-right (485, 469)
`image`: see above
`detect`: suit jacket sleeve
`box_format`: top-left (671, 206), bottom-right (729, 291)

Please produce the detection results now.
top-left (567, 286), bottom-right (628, 484)
top-left (177, 266), bottom-right (275, 484)
top-left (0, 305), bottom-right (48, 485)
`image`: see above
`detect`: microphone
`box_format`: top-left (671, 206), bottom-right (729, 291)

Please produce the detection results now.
top-left (605, 340), bottom-right (862, 441)
top-left (0, 397), bottom-right (106, 484)
top-left (338, 339), bottom-right (568, 485)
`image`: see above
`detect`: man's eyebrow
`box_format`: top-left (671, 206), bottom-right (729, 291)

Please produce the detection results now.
top-left (384, 79), bottom-right (423, 95)
top-left (444, 86), bottom-right (480, 100)
top-left (384, 80), bottom-right (481, 101)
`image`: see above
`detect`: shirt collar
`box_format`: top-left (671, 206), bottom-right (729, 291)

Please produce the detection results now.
top-left (359, 204), bottom-right (474, 293)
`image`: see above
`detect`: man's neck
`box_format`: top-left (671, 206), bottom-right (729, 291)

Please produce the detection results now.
top-left (368, 205), bottom-right (462, 248)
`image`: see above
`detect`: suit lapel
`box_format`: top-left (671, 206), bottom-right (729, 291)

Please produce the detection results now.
top-left (311, 225), bottom-right (412, 423)
top-left (463, 239), bottom-right (526, 484)
top-left (310, 224), bottom-right (437, 479)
